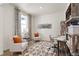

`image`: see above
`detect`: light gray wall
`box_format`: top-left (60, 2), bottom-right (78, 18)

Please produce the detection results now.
top-left (0, 6), bottom-right (3, 55)
top-left (0, 4), bottom-right (16, 51)
top-left (31, 12), bottom-right (65, 41)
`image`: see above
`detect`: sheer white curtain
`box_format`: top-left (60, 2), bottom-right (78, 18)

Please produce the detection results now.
top-left (20, 14), bottom-right (29, 38)
top-left (15, 8), bottom-right (21, 36)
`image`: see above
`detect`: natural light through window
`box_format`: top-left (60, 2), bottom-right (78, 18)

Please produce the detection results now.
top-left (21, 14), bottom-right (28, 34)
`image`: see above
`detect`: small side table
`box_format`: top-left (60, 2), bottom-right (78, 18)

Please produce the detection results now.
top-left (54, 36), bottom-right (66, 56)
top-left (57, 40), bottom-right (67, 56)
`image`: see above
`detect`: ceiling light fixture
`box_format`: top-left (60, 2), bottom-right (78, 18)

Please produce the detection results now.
top-left (40, 6), bottom-right (43, 9)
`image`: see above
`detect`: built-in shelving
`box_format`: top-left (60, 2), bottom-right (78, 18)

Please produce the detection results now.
top-left (65, 3), bottom-right (79, 24)
top-left (65, 3), bottom-right (79, 56)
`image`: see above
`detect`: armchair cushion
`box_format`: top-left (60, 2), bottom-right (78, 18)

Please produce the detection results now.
top-left (13, 35), bottom-right (22, 43)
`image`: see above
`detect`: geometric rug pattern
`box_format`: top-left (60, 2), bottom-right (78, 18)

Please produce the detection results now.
top-left (26, 41), bottom-right (57, 56)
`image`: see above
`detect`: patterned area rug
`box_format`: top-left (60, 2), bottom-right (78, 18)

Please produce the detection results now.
top-left (25, 41), bottom-right (57, 56)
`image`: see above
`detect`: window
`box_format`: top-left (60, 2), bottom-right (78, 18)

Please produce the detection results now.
top-left (21, 14), bottom-right (29, 37)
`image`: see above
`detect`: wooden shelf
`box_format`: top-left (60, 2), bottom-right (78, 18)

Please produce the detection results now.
top-left (65, 16), bottom-right (79, 24)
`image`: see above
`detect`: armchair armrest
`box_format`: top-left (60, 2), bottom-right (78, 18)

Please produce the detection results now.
top-left (12, 43), bottom-right (23, 46)
top-left (10, 42), bottom-right (28, 52)
top-left (22, 39), bottom-right (26, 42)
top-left (11, 43), bottom-right (23, 50)
top-left (12, 42), bottom-right (28, 47)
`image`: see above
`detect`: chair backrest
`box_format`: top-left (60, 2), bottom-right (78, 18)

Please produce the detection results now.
top-left (49, 35), bottom-right (58, 44)
top-left (34, 32), bottom-right (39, 37)
top-left (49, 35), bottom-right (54, 43)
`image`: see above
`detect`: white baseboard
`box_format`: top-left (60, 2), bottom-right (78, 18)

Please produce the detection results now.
top-left (0, 51), bottom-right (3, 56)
top-left (4, 49), bottom-right (10, 51)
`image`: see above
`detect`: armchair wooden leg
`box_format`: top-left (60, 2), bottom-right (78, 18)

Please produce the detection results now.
top-left (21, 51), bottom-right (24, 56)
top-left (11, 52), bottom-right (14, 56)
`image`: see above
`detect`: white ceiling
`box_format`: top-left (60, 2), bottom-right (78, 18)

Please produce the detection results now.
top-left (14, 3), bottom-right (68, 15)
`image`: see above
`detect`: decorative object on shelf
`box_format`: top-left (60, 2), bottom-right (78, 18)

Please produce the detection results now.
top-left (70, 20), bottom-right (79, 25)
top-left (68, 25), bottom-right (79, 35)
